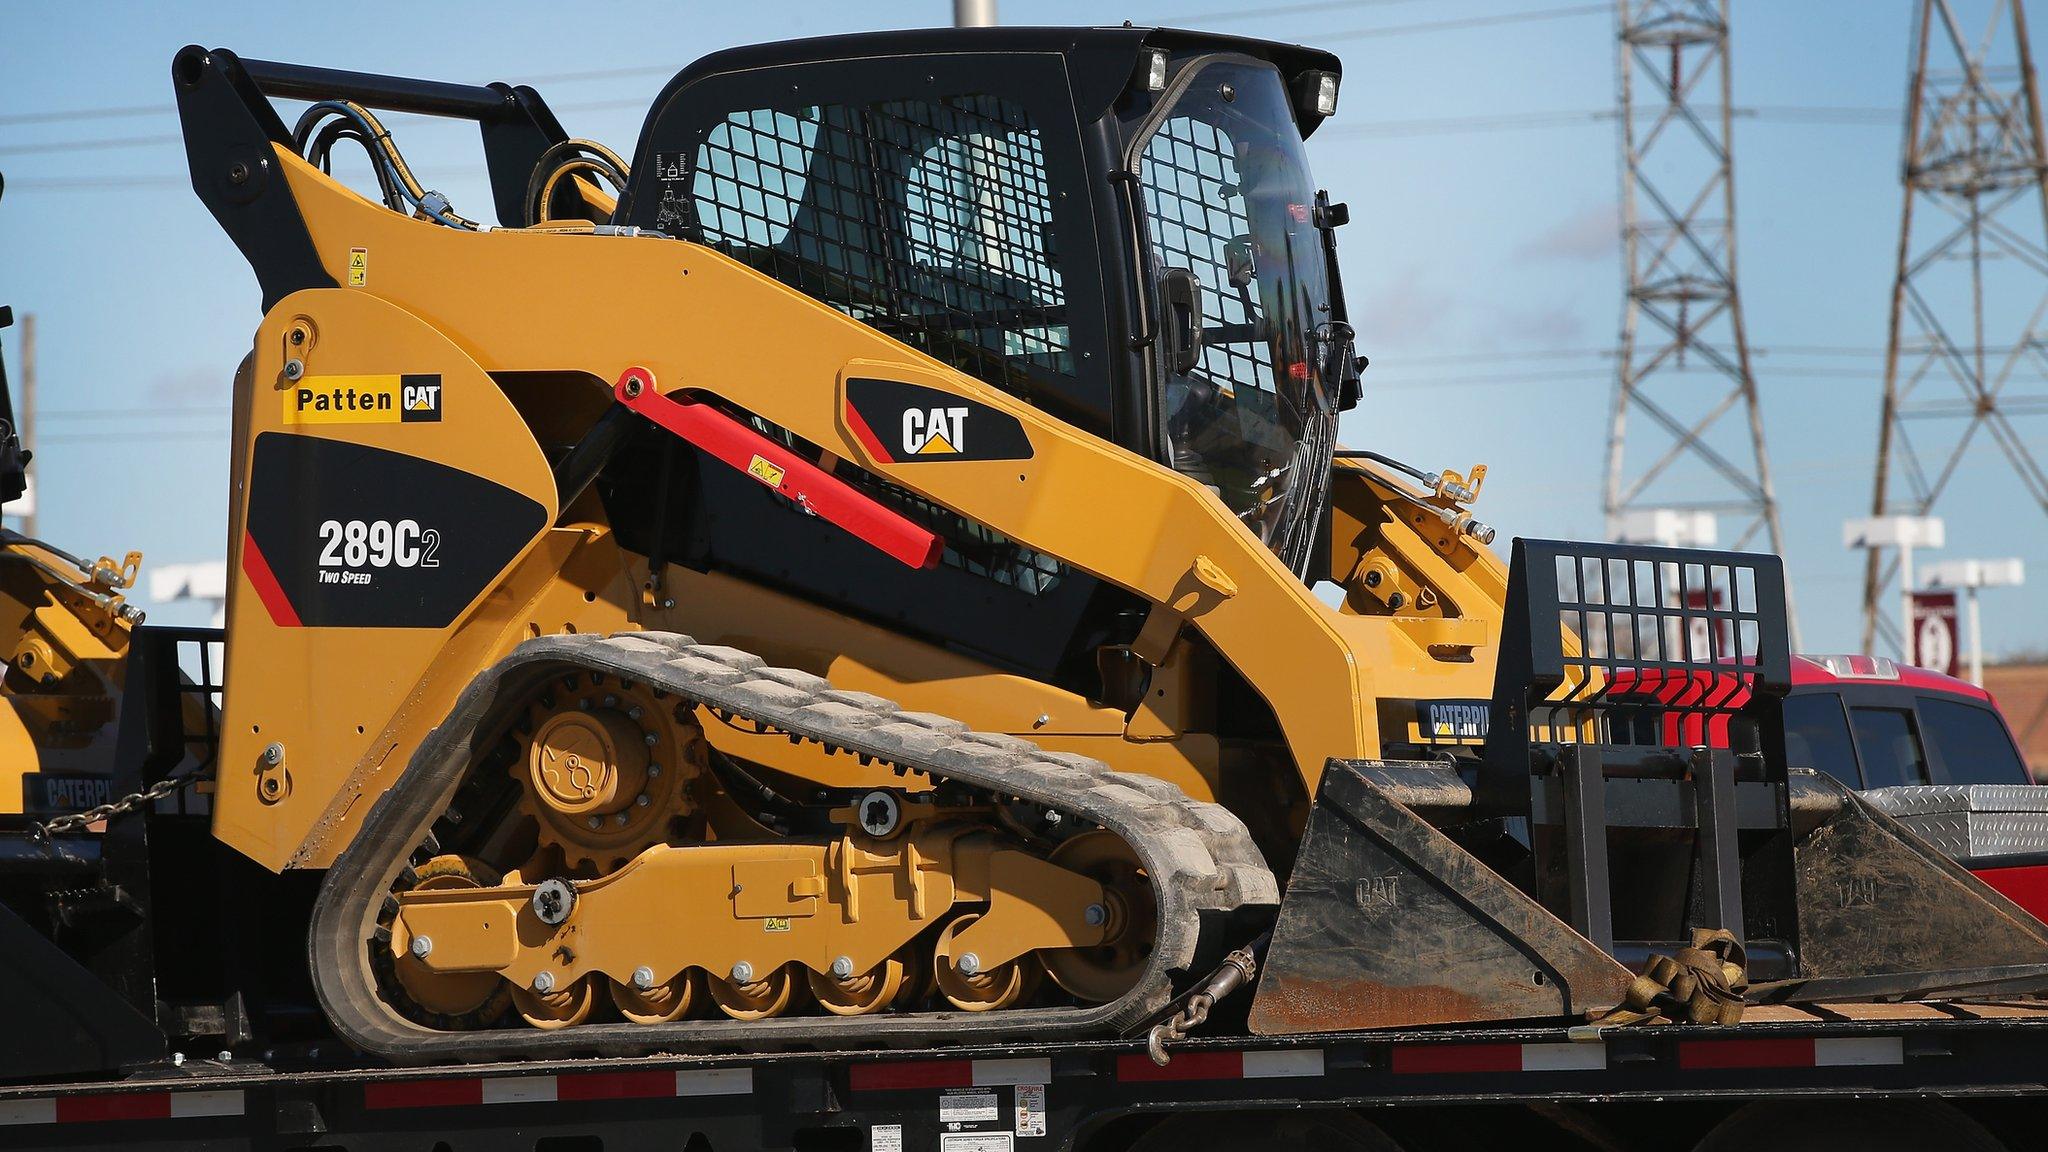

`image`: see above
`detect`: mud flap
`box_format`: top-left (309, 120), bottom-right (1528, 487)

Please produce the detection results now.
top-left (1775, 772), bottom-right (2048, 996)
top-left (1249, 761), bottom-right (1633, 1034)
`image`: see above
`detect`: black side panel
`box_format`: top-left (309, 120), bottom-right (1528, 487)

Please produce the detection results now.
top-left (173, 46), bottom-right (335, 311)
top-left (599, 427), bottom-right (1135, 683)
top-left (0, 899), bottom-right (163, 1078)
top-left (245, 433), bottom-right (548, 629)
top-left (846, 377), bottom-right (1035, 464)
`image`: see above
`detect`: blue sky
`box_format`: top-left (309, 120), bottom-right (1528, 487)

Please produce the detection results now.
top-left (1, 1), bottom-right (2041, 657)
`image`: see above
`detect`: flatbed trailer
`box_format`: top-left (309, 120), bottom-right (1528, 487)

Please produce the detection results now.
top-left (10, 1006), bottom-right (2048, 1152)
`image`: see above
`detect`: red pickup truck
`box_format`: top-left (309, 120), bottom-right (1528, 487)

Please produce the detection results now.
top-left (1786, 653), bottom-right (2048, 916)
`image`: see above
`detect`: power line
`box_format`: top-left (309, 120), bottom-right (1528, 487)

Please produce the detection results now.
top-left (1317, 3), bottom-right (1608, 42)
top-left (1156, 0), bottom-right (1425, 23)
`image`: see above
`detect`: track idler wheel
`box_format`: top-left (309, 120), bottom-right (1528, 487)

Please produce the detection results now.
top-left (611, 968), bottom-right (706, 1024)
top-left (808, 948), bottom-right (911, 1016)
top-left (381, 855), bottom-right (513, 1029)
top-left (510, 974), bottom-right (598, 1030)
top-left (708, 963), bottom-right (801, 1021)
top-left (1040, 830), bottom-right (1157, 1003)
top-left (935, 913), bottom-right (1040, 1011)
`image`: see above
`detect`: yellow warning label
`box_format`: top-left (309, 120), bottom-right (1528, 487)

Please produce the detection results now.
top-left (347, 247), bottom-right (368, 287)
top-left (283, 374), bottom-right (443, 425)
top-left (746, 454), bottom-right (787, 489)
top-left (763, 917), bottom-right (792, 933)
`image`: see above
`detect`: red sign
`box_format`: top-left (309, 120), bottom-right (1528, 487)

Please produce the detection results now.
top-left (1910, 590), bottom-right (1960, 678)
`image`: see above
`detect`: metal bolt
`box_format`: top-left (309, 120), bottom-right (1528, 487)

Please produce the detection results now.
top-left (1084, 904), bottom-right (1107, 927)
top-left (644, 732), bottom-right (659, 746)
top-left (603, 694), bottom-right (618, 708)
top-left (532, 972), bottom-right (556, 994)
top-left (228, 161), bottom-right (251, 184)
top-left (957, 952), bottom-right (982, 976)
top-left (410, 934), bottom-right (434, 959)
top-left (647, 764), bottom-right (661, 778)
top-left (172, 1052), bottom-right (186, 1067)
top-left (282, 359), bottom-right (304, 381)
top-left (661, 599), bottom-right (676, 609)
top-left (1363, 569), bottom-right (1383, 587)
top-left (831, 955), bottom-right (856, 980)
top-left (632, 965), bottom-right (657, 991)
top-left (261, 742), bottom-right (284, 766)
top-left (627, 706), bottom-right (643, 721)
top-left (730, 961), bottom-right (755, 984)
top-left (532, 878), bottom-right (576, 926)
top-left (587, 816), bottom-right (603, 830)
top-left (1033, 713), bottom-right (1050, 728)
top-left (614, 811), bottom-right (630, 826)
top-left (579, 698), bottom-right (593, 711)
top-left (218, 1051), bottom-right (233, 1062)
top-left (636, 793), bottom-right (650, 808)
top-left (1387, 592), bottom-right (1406, 611)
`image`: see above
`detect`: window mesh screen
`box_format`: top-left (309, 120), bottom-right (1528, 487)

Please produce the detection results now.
top-left (679, 95), bottom-right (1072, 397)
top-left (1140, 117), bottom-right (1272, 399)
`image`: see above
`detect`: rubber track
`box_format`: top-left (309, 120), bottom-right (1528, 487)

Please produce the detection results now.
top-left (309, 631), bottom-right (1277, 1063)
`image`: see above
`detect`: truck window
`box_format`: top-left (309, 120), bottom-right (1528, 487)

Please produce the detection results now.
top-left (1850, 706), bottom-right (1930, 788)
top-left (1919, 695), bottom-right (2030, 785)
top-left (1784, 692), bottom-right (1862, 787)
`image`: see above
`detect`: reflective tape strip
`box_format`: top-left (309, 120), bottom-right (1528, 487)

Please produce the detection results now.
top-left (849, 1059), bottom-right (1050, 1091)
top-left (1815, 1037), bottom-right (1906, 1067)
top-left (1242, 1049), bottom-right (1326, 1079)
top-left (1519, 1042), bottom-right (1608, 1072)
top-left (0, 1100), bottom-right (57, 1127)
top-left (1392, 1042), bottom-right (1606, 1074)
top-left (0, 1091), bottom-right (245, 1127)
top-left (480, 1077), bottom-right (556, 1105)
top-left (1116, 1049), bottom-right (1328, 1082)
top-left (678, 1068), bottom-right (755, 1096)
top-left (1676, 1038), bottom-right (1905, 1070)
top-left (167, 1090), bottom-right (246, 1118)
top-left (368, 1069), bottom-right (754, 1110)
top-left (970, 1058), bottom-right (1052, 1086)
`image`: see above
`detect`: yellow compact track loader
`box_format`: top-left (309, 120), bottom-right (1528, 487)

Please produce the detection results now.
top-left (3, 26), bottom-right (2046, 1077)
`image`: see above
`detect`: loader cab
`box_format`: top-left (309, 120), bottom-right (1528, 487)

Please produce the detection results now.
top-left (619, 27), bottom-right (1352, 571)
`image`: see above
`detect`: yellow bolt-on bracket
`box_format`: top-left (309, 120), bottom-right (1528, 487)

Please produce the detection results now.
top-left (1132, 555), bottom-right (1238, 666)
top-left (257, 740), bottom-right (292, 805)
top-left (1425, 464), bottom-right (1497, 548)
top-left (88, 551), bottom-right (142, 591)
top-left (1431, 463), bottom-right (1486, 508)
top-left (278, 318), bottom-right (317, 388)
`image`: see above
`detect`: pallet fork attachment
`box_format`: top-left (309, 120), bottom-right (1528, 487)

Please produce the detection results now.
top-left (1251, 539), bottom-right (2048, 1034)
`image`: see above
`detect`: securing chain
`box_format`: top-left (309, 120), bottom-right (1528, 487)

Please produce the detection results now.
top-left (1146, 936), bottom-right (1265, 1066)
top-left (30, 766), bottom-right (213, 840)
top-left (1594, 927), bottom-right (1748, 1027)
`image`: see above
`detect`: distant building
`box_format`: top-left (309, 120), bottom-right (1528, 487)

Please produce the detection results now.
top-left (149, 560), bottom-right (228, 628)
top-left (1985, 662), bottom-right (2048, 782)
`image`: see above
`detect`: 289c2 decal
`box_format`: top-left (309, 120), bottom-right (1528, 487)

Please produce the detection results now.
top-left (315, 518), bottom-right (442, 574)
top-left (242, 434), bottom-right (547, 629)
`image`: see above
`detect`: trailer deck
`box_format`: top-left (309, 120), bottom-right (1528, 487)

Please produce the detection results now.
top-left (9, 1006), bottom-right (2048, 1151)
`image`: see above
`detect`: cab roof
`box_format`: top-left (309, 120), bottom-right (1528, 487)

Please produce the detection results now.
top-left (1790, 653), bottom-right (1994, 703)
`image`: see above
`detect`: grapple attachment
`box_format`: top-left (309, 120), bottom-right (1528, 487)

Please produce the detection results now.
top-left (1252, 539), bottom-right (2048, 1034)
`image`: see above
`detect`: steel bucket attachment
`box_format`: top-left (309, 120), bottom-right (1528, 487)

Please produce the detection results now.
top-left (1252, 539), bottom-right (2048, 1035)
top-left (1248, 760), bottom-right (1633, 1033)
top-left (1772, 772), bottom-right (2048, 999)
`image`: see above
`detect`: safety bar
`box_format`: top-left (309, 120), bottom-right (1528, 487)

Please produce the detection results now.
top-left (236, 56), bottom-right (518, 120)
